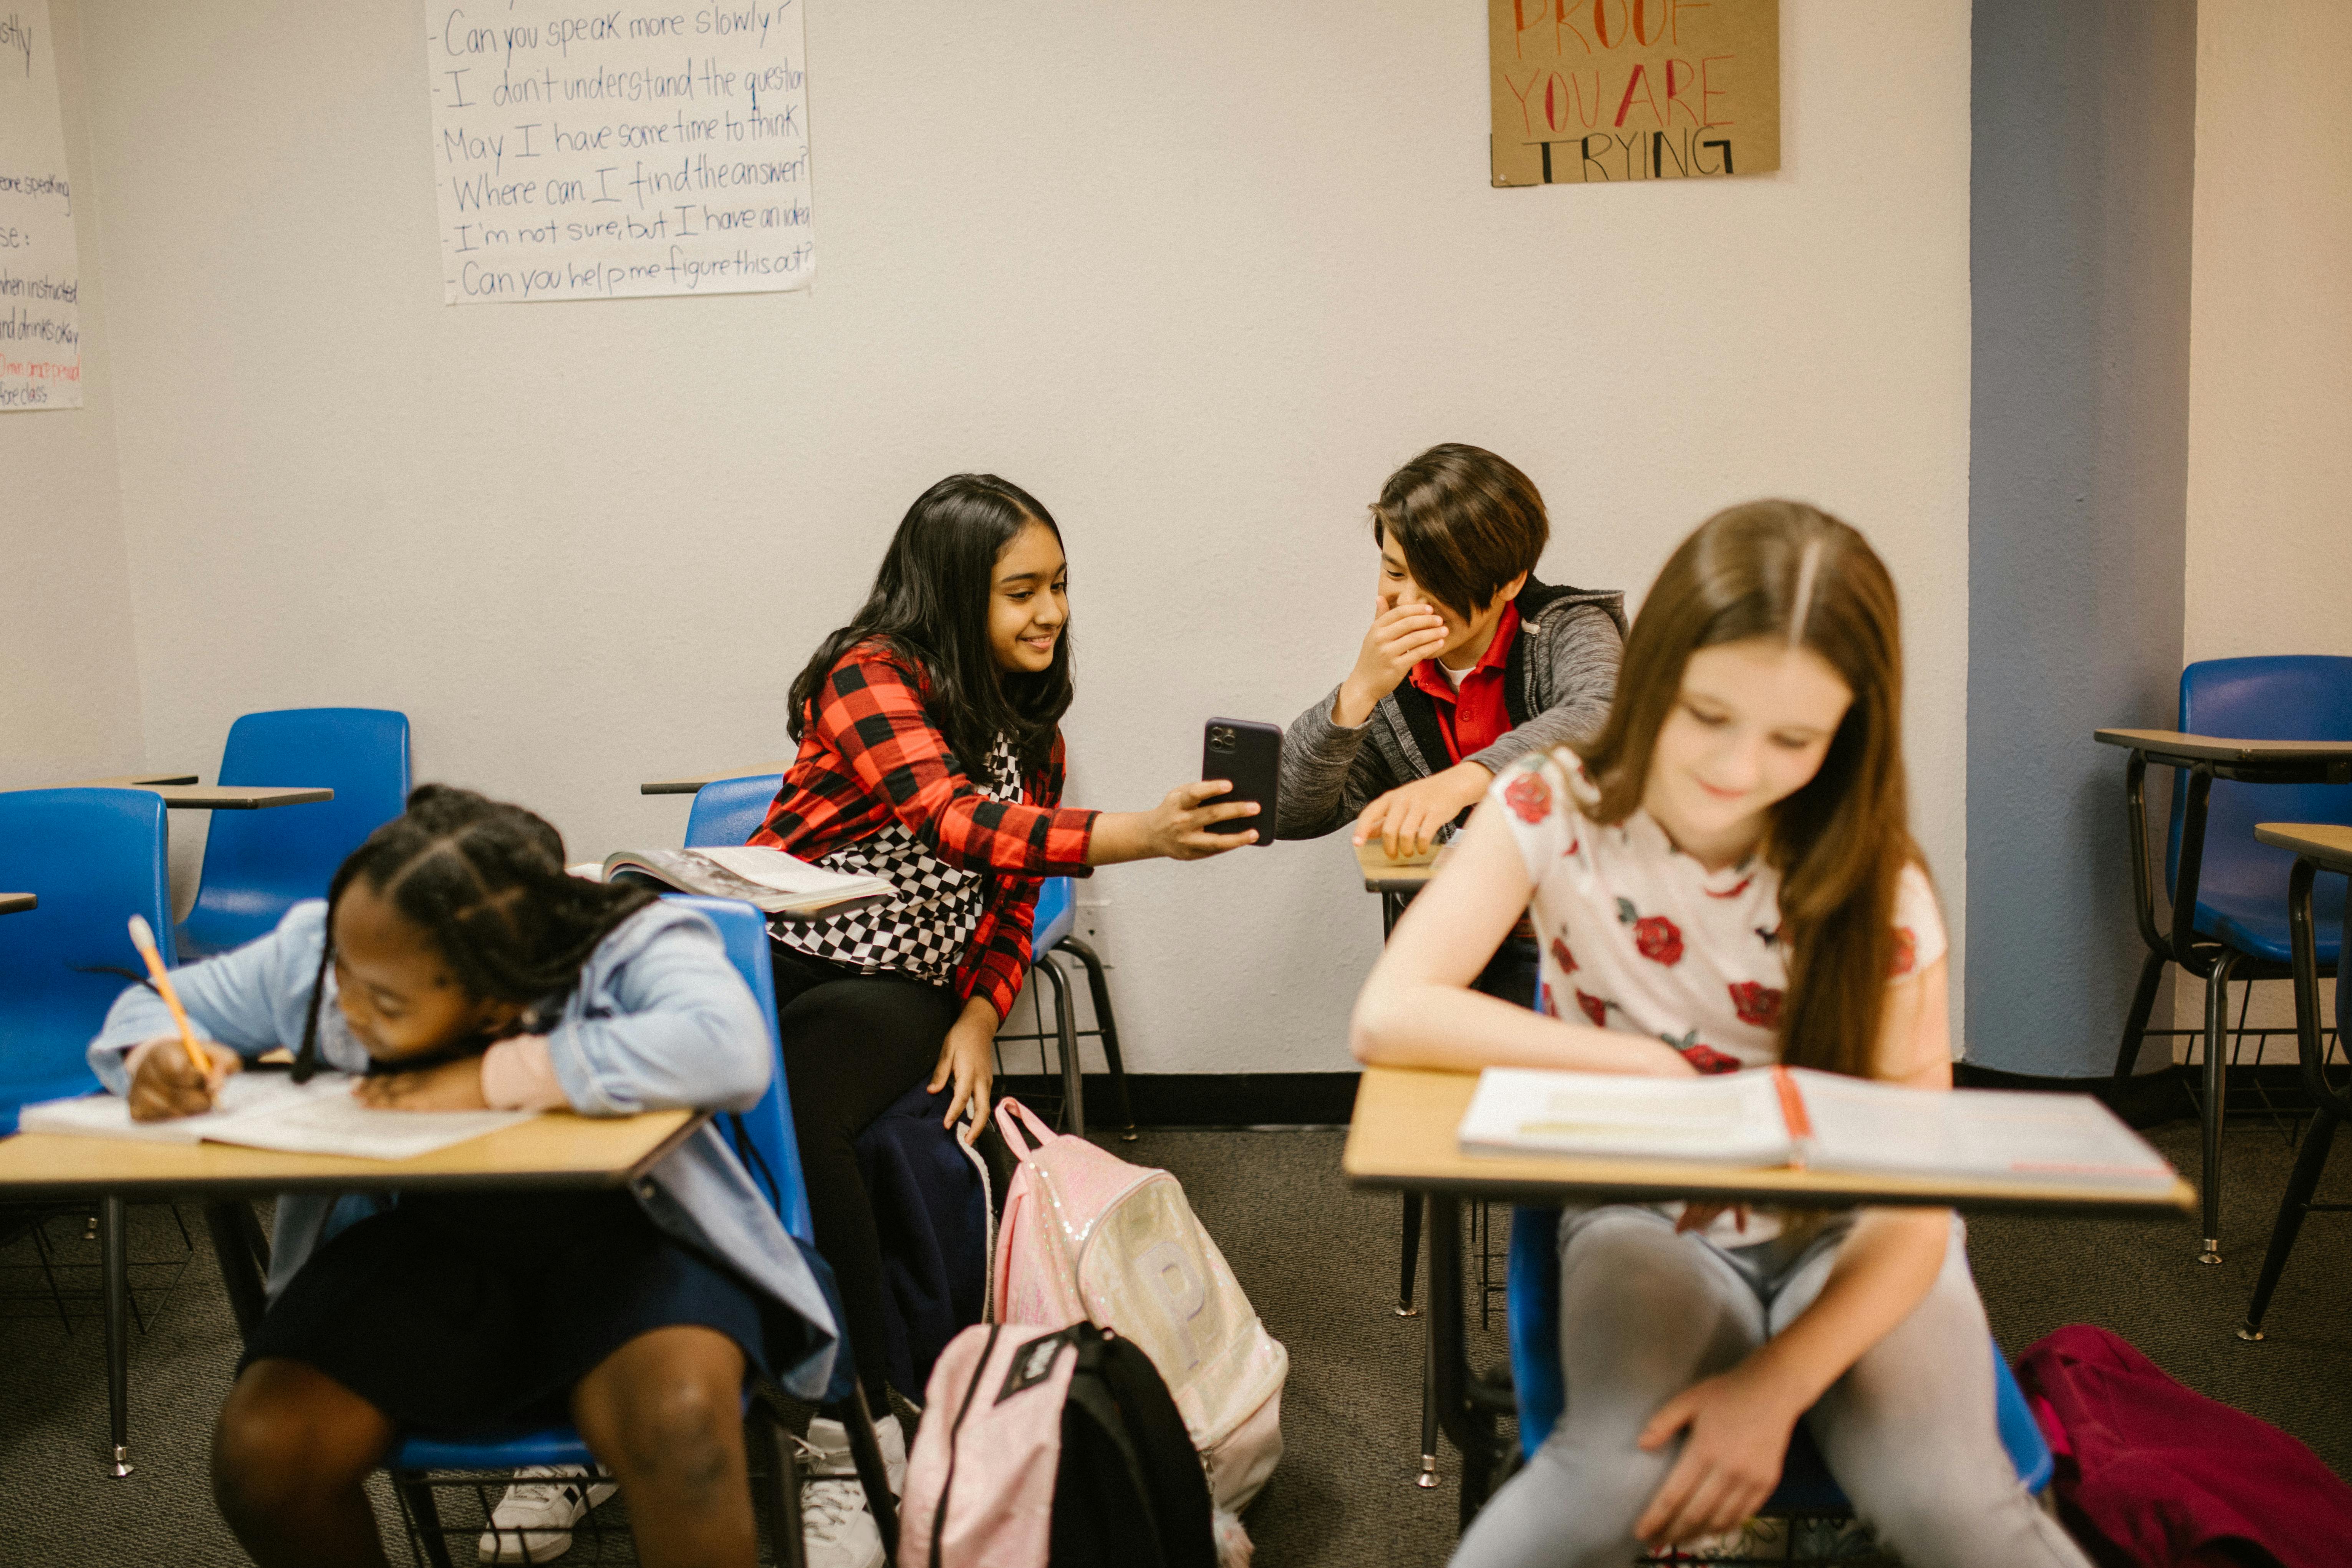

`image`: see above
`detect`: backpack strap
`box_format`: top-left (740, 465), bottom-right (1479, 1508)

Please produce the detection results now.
top-left (992, 1096), bottom-right (1057, 1158)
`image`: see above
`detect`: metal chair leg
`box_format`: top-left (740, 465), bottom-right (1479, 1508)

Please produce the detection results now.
top-left (1416, 1308), bottom-right (1439, 1489)
top-left (747, 1396), bottom-right (805, 1568)
top-left (1398, 1192), bottom-right (1422, 1315)
top-left (101, 1197), bottom-right (132, 1477)
top-left (2239, 1104), bottom-right (2341, 1340)
top-left (825, 1386), bottom-right (899, 1562)
top-left (1058, 937), bottom-right (1137, 1141)
top-left (2113, 949), bottom-right (2169, 1083)
top-left (398, 1473), bottom-right (459, 1568)
top-left (1038, 959), bottom-right (1084, 1140)
top-left (2200, 951), bottom-right (2237, 1263)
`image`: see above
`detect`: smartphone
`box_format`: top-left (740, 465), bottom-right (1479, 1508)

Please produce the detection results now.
top-left (1201, 718), bottom-right (1282, 846)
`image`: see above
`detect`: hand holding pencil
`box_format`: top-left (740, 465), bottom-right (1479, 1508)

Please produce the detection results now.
top-left (123, 914), bottom-right (239, 1122)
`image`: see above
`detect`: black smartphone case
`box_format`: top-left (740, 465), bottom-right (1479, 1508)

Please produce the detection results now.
top-left (1201, 718), bottom-right (1282, 845)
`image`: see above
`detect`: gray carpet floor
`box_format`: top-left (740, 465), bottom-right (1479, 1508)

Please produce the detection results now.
top-left (0, 1114), bottom-right (2345, 1566)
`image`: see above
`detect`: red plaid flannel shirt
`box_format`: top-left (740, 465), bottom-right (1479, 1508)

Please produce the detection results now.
top-left (748, 642), bottom-right (1098, 1020)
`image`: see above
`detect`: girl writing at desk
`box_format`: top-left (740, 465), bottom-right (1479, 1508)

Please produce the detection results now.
top-left (1350, 502), bottom-right (2089, 1568)
top-left (88, 786), bottom-right (833, 1568)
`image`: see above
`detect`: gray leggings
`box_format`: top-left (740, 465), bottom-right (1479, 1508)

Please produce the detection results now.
top-left (1451, 1206), bottom-right (2090, 1568)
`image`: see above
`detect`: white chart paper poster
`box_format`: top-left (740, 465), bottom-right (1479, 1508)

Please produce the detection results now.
top-left (424, 2), bottom-right (813, 304)
top-left (0, 3), bottom-right (80, 408)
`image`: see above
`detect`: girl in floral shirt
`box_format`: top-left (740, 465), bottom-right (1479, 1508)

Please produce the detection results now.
top-left (1352, 502), bottom-right (2088, 1568)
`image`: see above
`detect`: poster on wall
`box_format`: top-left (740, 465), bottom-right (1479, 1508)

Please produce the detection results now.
top-left (1488, 0), bottom-right (1779, 187)
top-left (424, 1), bottom-right (813, 303)
top-left (0, 2), bottom-right (80, 408)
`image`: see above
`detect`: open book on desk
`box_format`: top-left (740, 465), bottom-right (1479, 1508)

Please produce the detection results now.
top-left (1457, 1066), bottom-right (2179, 1194)
top-left (20, 1073), bottom-right (533, 1162)
top-left (596, 846), bottom-right (891, 922)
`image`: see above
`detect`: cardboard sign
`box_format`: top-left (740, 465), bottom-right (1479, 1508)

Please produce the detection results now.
top-left (1488, 0), bottom-right (1779, 187)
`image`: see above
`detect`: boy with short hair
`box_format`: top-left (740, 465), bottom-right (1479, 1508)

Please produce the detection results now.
top-left (1277, 443), bottom-right (1626, 858)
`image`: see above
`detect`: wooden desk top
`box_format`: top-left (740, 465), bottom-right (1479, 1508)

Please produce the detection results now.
top-left (2095, 728), bottom-right (2352, 766)
top-left (0, 1109), bottom-right (703, 1200)
top-left (60, 772), bottom-right (202, 788)
top-left (642, 763), bottom-right (794, 796)
top-left (1343, 1066), bottom-right (2195, 1217)
top-left (147, 785), bottom-right (333, 811)
top-left (0, 893), bottom-right (35, 915)
top-left (1357, 839), bottom-right (1441, 894)
top-left (2254, 822), bottom-right (2352, 874)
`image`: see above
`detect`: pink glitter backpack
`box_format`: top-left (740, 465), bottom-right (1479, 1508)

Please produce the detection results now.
top-left (989, 1098), bottom-right (1287, 1515)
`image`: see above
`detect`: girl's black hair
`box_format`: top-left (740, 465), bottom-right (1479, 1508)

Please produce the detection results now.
top-left (293, 785), bottom-right (657, 1079)
top-left (787, 474), bottom-right (1075, 776)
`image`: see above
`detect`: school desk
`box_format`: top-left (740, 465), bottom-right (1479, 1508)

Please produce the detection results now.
top-left (641, 763), bottom-right (797, 796)
top-left (1344, 1063), bottom-right (2195, 1527)
top-left (0, 893), bottom-right (35, 915)
top-left (2095, 727), bottom-right (2352, 1257)
top-left (59, 772), bottom-right (201, 788)
top-left (0, 1107), bottom-right (704, 1472)
top-left (2238, 822), bottom-right (2352, 1340)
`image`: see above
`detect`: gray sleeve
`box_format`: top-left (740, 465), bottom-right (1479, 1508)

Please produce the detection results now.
top-left (1465, 604), bottom-right (1625, 779)
top-left (1275, 685), bottom-right (1400, 840)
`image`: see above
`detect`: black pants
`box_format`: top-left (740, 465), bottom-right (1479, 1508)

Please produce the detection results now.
top-left (770, 943), bottom-right (960, 1406)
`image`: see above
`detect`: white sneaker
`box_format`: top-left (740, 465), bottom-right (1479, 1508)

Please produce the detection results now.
top-left (476, 1465), bottom-right (617, 1565)
top-left (795, 1413), bottom-right (904, 1568)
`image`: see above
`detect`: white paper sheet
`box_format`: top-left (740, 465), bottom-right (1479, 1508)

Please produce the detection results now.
top-left (424, 0), bottom-right (814, 304)
top-left (0, 2), bottom-right (80, 407)
top-left (1457, 1068), bottom-right (1794, 1165)
top-left (19, 1073), bottom-right (532, 1161)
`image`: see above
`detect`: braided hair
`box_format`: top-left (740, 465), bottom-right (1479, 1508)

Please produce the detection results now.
top-left (292, 785), bottom-right (657, 1080)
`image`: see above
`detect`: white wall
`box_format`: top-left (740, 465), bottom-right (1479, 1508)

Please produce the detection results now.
top-left (73, 0), bottom-right (1974, 1073)
top-left (2169, 0), bottom-right (2352, 1056)
top-left (2184, 0), bottom-right (2352, 667)
top-left (0, 1), bottom-right (142, 794)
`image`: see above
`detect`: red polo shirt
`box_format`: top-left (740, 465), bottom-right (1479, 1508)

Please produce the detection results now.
top-left (1407, 599), bottom-right (1521, 763)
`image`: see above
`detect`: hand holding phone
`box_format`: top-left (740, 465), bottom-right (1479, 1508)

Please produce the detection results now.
top-left (1201, 719), bottom-right (1282, 848)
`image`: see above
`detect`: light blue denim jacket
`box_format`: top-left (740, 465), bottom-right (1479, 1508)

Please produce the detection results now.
top-left (88, 899), bottom-right (840, 1399)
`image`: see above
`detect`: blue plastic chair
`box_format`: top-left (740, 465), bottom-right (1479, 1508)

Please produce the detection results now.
top-left (2111, 657), bottom-right (2352, 1259)
top-left (383, 896), bottom-right (884, 1568)
top-left (0, 786), bottom-right (179, 1478)
top-left (990, 876), bottom-right (1137, 1141)
top-left (683, 773), bottom-right (785, 849)
top-left (177, 708), bottom-right (411, 959)
top-left (1504, 1207), bottom-right (2052, 1531)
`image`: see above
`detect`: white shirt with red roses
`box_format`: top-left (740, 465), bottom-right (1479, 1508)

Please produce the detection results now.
top-left (1489, 748), bottom-right (1950, 1242)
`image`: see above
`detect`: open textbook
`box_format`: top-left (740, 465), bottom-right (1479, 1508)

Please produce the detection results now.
top-left (1457, 1066), bottom-right (2179, 1193)
top-left (19, 1072), bottom-right (533, 1162)
top-left (595, 845), bottom-right (891, 921)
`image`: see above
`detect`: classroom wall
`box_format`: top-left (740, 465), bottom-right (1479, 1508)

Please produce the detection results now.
top-left (73, 0), bottom-right (1975, 1074)
top-left (2167, 0), bottom-right (2352, 1052)
top-left (0, 2), bottom-right (144, 795)
top-left (1963, 0), bottom-right (2196, 1078)
top-left (2183, 0), bottom-right (2352, 667)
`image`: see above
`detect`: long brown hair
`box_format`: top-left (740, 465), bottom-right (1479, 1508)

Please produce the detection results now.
top-left (1576, 501), bottom-right (1916, 1078)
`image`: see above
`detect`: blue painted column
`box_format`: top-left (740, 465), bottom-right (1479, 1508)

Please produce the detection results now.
top-left (1966, 1), bottom-right (2196, 1076)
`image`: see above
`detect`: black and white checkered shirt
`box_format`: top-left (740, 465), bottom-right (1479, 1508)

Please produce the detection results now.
top-left (773, 733), bottom-right (1024, 985)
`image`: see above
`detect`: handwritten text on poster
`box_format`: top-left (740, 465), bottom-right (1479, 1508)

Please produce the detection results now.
top-left (0, 3), bottom-right (80, 408)
top-left (1487, 0), bottom-right (1779, 188)
top-left (425, 2), bottom-right (814, 304)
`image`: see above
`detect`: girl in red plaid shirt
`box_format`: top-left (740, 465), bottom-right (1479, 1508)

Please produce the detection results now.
top-left (750, 474), bottom-right (1253, 1567)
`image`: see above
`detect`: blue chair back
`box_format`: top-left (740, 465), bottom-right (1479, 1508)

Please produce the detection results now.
top-left (389, 892), bottom-right (809, 1474)
top-left (179, 708), bottom-right (411, 957)
top-left (684, 774), bottom-right (785, 849)
top-left (2163, 658), bottom-right (2352, 962)
top-left (1505, 1207), bottom-right (2052, 1500)
top-left (661, 894), bottom-right (812, 1244)
top-left (1032, 876), bottom-right (1075, 954)
top-left (0, 789), bottom-right (175, 1131)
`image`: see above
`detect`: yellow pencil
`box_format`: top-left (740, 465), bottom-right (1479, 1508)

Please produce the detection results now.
top-left (126, 914), bottom-right (223, 1092)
